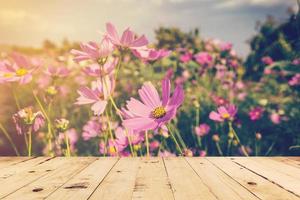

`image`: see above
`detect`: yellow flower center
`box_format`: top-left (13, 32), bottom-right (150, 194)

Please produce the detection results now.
top-left (221, 113), bottom-right (230, 119)
top-left (97, 57), bottom-right (107, 65)
top-left (109, 146), bottom-right (116, 154)
top-left (152, 106), bottom-right (166, 119)
top-left (16, 68), bottom-right (28, 76)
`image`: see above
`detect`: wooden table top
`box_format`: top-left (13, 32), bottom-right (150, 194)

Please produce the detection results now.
top-left (0, 157), bottom-right (299, 200)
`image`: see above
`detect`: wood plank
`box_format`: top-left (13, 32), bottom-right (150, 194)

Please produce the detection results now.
top-left (163, 157), bottom-right (218, 200)
top-left (3, 157), bottom-right (96, 200)
top-left (88, 157), bottom-right (140, 200)
top-left (251, 157), bottom-right (300, 179)
top-left (0, 157), bottom-right (33, 169)
top-left (0, 157), bottom-right (51, 179)
top-left (208, 157), bottom-right (299, 200)
top-left (287, 157), bottom-right (300, 162)
top-left (230, 157), bottom-right (300, 197)
top-left (132, 157), bottom-right (174, 200)
top-left (0, 157), bottom-right (70, 198)
top-left (186, 157), bottom-right (259, 200)
top-left (45, 158), bottom-right (118, 200)
top-left (271, 157), bottom-right (300, 169)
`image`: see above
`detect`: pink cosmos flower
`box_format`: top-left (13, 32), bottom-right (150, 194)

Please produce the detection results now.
top-left (219, 42), bottom-right (232, 52)
top-left (45, 66), bottom-right (70, 78)
top-left (195, 123), bottom-right (210, 137)
top-left (261, 56), bottom-right (273, 65)
top-left (150, 140), bottom-right (160, 151)
top-left (288, 74), bottom-right (300, 86)
top-left (75, 76), bottom-right (114, 115)
top-left (82, 118), bottom-right (103, 141)
top-left (211, 95), bottom-right (229, 106)
top-left (122, 78), bottom-right (184, 132)
top-left (270, 113), bottom-right (281, 124)
top-left (292, 58), bottom-right (300, 65)
top-left (13, 107), bottom-right (45, 135)
top-left (209, 104), bottom-right (238, 122)
top-left (179, 52), bottom-right (193, 63)
top-left (194, 52), bottom-right (213, 66)
top-left (199, 150), bottom-right (207, 157)
top-left (82, 58), bottom-right (118, 77)
top-left (132, 47), bottom-right (171, 61)
top-left (0, 53), bottom-right (40, 84)
top-left (248, 107), bottom-right (264, 121)
top-left (71, 37), bottom-right (113, 63)
top-left (105, 22), bottom-right (148, 49)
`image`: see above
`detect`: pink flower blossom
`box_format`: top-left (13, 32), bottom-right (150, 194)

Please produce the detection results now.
top-left (209, 104), bottom-right (238, 122)
top-left (270, 113), bottom-right (281, 124)
top-left (199, 150), bottom-right (207, 157)
top-left (75, 76), bottom-right (114, 115)
top-left (123, 78), bottom-right (184, 132)
top-left (288, 74), bottom-right (300, 86)
top-left (219, 42), bottom-right (232, 52)
top-left (261, 56), bottom-right (273, 65)
top-left (132, 47), bottom-right (171, 61)
top-left (0, 53), bottom-right (40, 85)
top-left (194, 52), bottom-right (213, 66)
top-left (13, 107), bottom-right (45, 135)
top-left (82, 58), bottom-right (118, 77)
top-left (248, 107), bottom-right (264, 121)
top-left (105, 22), bottom-right (148, 49)
top-left (45, 66), bottom-right (70, 78)
top-left (180, 52), bottom-right (193, 63)
top-left (82, 118), bottom-right (104, 140)
top-left (292, 58), bottom-right (300, 65)
top-left (150, 140), bottom-right (160, 151)
top-left (71, 37), bottom-right (113, 63)
top-left (195, 123), bottom-right (210, 137)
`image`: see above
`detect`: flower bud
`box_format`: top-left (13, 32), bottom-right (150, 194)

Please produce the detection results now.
top-left (212, 134), bottom-right (220, 142)
top-left (232, 139), bottom-right (238, 146)
top-left (228, 131), bottom-right (234, 139)
top-left (46, 86), bottom-right (58, 96)
top-left (255, 133), bottom-right (262, 140)
top-left (55, 118), bottom-right (69, 132)
top-left (183, 149), bottom-right (193, 157)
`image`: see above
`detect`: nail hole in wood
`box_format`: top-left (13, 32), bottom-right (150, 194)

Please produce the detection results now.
top-left (64, 182), bottom-right (88, 189)
top-left (32, 188), bottom-right (43, 192)
top-left (247, 181), bottom-right (257, 185)
top-left (28, 170), bottom-right (35, 173)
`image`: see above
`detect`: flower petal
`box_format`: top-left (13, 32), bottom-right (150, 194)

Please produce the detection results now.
top-left (138, 82), bottom-right (161, 108)
top-left (91, 101), bottom-right (107, 116)
top-left (126, 97), bottom-right (152, 117)
top-left (123, 117), bottom-right (157, 131)
top-left (162, 78), bottom-right (171, 106)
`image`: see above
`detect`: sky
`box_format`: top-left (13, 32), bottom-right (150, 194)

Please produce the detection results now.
top-left (0, 0), bottom-right (298, 57)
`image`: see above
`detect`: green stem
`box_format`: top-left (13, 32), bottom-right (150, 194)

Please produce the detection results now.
top-left (145, 130), bottom-right (150, 157)
top-left (64, 132), bottom-right (71, 157)
top-left (215, 142), bottom-right (223, 156)
top-left (0, 122), bottom-right (20, 156)
top-left (32, 90), bottom-right (54, 156)
top-left (28, 128), bottom-right (32, 157)
top-left (167, 124), bottom-right (183, 155)
top-left (229, 122), bottom-right (249, 157)
top-left (105, 110), bottom-right (119, 156)
top-left (171, 124), bottom-right (187, 150)
top-left (227, 139), bottom-right (232, 156)
top-left (12, 86), bottom-right (21, 110)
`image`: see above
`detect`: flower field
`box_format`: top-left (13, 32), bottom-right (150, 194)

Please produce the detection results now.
top-left (0, 18), bottom-right (299, 157)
